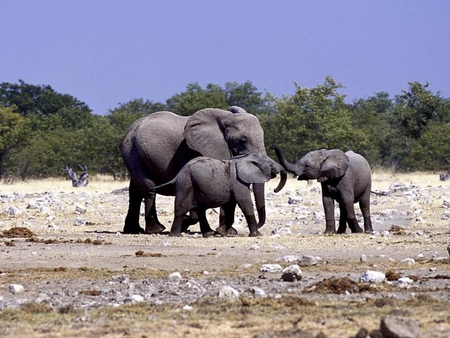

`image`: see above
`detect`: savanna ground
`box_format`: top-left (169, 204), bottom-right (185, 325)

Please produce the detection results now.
top-left (0, 171), bottom-right (449, 338)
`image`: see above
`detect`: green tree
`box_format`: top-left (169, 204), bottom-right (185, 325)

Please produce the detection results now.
top-left (166, 83), bottom-right (228, 115)
top-left (262, 77), bottom-right (368, 162)
top-left (0, 105), bottom-right (30, 179)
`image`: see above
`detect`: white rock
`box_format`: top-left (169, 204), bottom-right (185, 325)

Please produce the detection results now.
top-left (360, 270), bottom-right (386, 284)
top-left (5, 207), bottom-right (22, 216)
top-left (277, 255), bottom-right (299, 263)
top-left (252, 287), bottom-right (267, 298)
top-left (260, 264), bottom-right (283, 273)
top-left (281, 265), bottom-right (303, 282)
top-left (360, 254), bottom-right (368, 263)
top-left (75, 205), bottom-right (87, 214)
top-left (397, 277), bottom-right (414, 287)
top-left (9, 284), bottom-right (24, 294)
top-left (131, 294), bottom-right (144, 302)
top-left (183, 305), bottom-right (193, 311)
top-left (249, 244), bottom-right (260, 251)
top-left (401, 258), bottom-right (416, 266)
top-left (168, 272), bottom-right (182, 281)
top-left (298, 255), bottom-right (322, 266)
top-left (218, 285), bottom-right (240, 301)
top-left (74, 217), bottom-right (85, 226)
top-left (271, 227), bottom-right (292, 236)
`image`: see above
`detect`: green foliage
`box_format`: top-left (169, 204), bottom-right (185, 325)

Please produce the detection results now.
top-left (263, 77), bottom-right (369, 162)
top-left (166, 83), bottom-right (228, 115)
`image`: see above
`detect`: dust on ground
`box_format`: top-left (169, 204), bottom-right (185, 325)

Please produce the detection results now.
top-left (0, 173), bottom-right (450, 337)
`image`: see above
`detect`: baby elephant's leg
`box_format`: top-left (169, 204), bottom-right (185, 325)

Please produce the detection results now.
top-left (216, 202), bottom-right (238, 237)
top-left (197, 209), bottom-right (216, 238)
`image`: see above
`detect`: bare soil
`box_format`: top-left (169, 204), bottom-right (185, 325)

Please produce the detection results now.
top-left (0, 174), bottom-right (449, 337)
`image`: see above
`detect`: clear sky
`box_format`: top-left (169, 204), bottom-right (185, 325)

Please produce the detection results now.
top-left (1, 1), bottom-right (449, 115)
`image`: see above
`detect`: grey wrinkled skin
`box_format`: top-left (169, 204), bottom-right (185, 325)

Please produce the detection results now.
top-left (121, 107), bottom-right (273, 235)
top-left (152, 153), bottom-right (287, 238)
top-left (271, 145), bottom-right (373, 234)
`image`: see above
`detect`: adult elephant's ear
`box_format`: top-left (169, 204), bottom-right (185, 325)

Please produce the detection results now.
top-left (235, 159), bottom-right (271, 184)
top-left (184, 108), bottom-right (231, 159)
top-left (318, 149), bottom-right (349, 182)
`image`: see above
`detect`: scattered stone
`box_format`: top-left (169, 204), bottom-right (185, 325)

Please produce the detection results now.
top-left (74, 217), bottom-right (85, 226)
top-left (168, 272), bottom-right (182, 281)
top-left (288, 197), bottom-right (301, 205)
top-left (75, 205), bottom-right (87, 214)
top-left (277, 255), bottom-right (299, 263)
top-left (249, 244), bottom-right (260, 250)
top-left (251, 287), bottom-right (267, 298)
top-left (9, 284), bottom-right (24, 294)
top-left (271, 226), bottom-right (292, 236)
top-left (218, 285), bottom-right (239, 301)
top-left (360, 254), bottom-right (368, 263)
top-left (298, 255), bottom-right (322, 266)
top-left (360, 270), bottom-right (386, 284)
top-left (260, 264), bottom-right (283, 273)
top-left (380, 316), bottom-right (420, 338)
top-left (401, 258), bottom-right (416, 266)
top-left (397, 277), bottom-right (414, 287)
top-left (281, 265), bottom-right (302, 282)
top-left (5, 206), bottom-right (22, 216)
top-left (183, 305), bottom-right (193, 311)
top-left (131, 294), bottom-right (144, 302)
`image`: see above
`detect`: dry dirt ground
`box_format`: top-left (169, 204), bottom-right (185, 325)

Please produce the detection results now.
top-left (0, 173), bottom-right (449, 338)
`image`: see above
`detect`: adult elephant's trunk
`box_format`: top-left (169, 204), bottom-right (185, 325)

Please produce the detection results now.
top-left (253, 183), bottom-right (266, 228)
top-left (274, 169), bottom-right (287, 193)
top-left (270, 145), bottom-right (298, 174)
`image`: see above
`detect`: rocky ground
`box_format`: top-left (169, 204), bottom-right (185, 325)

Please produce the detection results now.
top-left (0, 174), bottom-right (449, 337)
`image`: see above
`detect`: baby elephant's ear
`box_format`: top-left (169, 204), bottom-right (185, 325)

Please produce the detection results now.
top-left (235, 160), bottom-right (271, 184)
top-left (319, 149), bottom-right (349, 181)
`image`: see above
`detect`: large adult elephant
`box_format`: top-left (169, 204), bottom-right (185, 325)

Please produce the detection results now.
top-left (121, 107), bottom-right (286, 235)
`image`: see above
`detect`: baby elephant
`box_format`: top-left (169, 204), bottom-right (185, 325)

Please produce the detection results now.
top-left (154, 153), bottom-right (287, 237)
top-left (271, 145), bottom-right (373, 234)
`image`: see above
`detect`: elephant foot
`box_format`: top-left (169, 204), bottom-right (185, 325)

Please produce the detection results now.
top-left (123, 225), bottom-right (145, 234)
top-left (226, 227), bottom-right (238, 236)
top-left (181, 215), bottom-right (199, 232)
top-left (202, 231), bottom-right (216, 238)
top-left (215, 225), bottom-right (228, 237)
top-left (248, 230), bottom-right (263, 237)
top-left (323, 229), bottom-right (336, 235)
top-left (350, 226), bottom-right (364, 233)
top-left (145, 223), bottom-right (166, 235)
top-left (215, 226), bottom-right (238, 237)
top-left (169, 231), bottom-right (182, 237)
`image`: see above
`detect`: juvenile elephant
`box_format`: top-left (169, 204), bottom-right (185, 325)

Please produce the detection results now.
top-left (152, 153), bottom-right (287, 237)
top-left (121, 107), bottom-right (286, 235)
top-left (271, 145), bottom-right (373, 234)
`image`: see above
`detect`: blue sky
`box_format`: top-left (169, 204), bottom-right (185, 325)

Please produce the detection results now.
top-left (1, 1), bottom-right (449, 115)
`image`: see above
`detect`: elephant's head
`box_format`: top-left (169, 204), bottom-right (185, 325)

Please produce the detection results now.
top-left (271, 145), bottom-right (349, 183)
top-left (183, 107), bottom-right (266, 159)
top-left (234, 154), bottom-right (287, 193)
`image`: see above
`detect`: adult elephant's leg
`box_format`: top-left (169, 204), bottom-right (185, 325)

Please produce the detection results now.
top-left (123, 180), bottom-right (145, 234)
top-left (337, 204), bottom-right (348, 234)
top-left (216, 202), bottom-right (237, 236)
top-left (342, 200), bottom-right (363, 233)
top-left (323, 195), bottom-right (336, 234)
top-left (359, 192), bottom-right (373, 233)
top-left (143, 192), bottom-right (166, 234)
top-left (254, 183), bottom-right (266, 228)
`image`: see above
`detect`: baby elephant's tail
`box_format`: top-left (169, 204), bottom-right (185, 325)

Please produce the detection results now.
top-left (151, 178), bottom-right (177, 191)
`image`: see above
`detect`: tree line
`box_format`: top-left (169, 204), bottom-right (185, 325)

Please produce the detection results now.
top-left (1, 77), bottom-right (450, 181)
